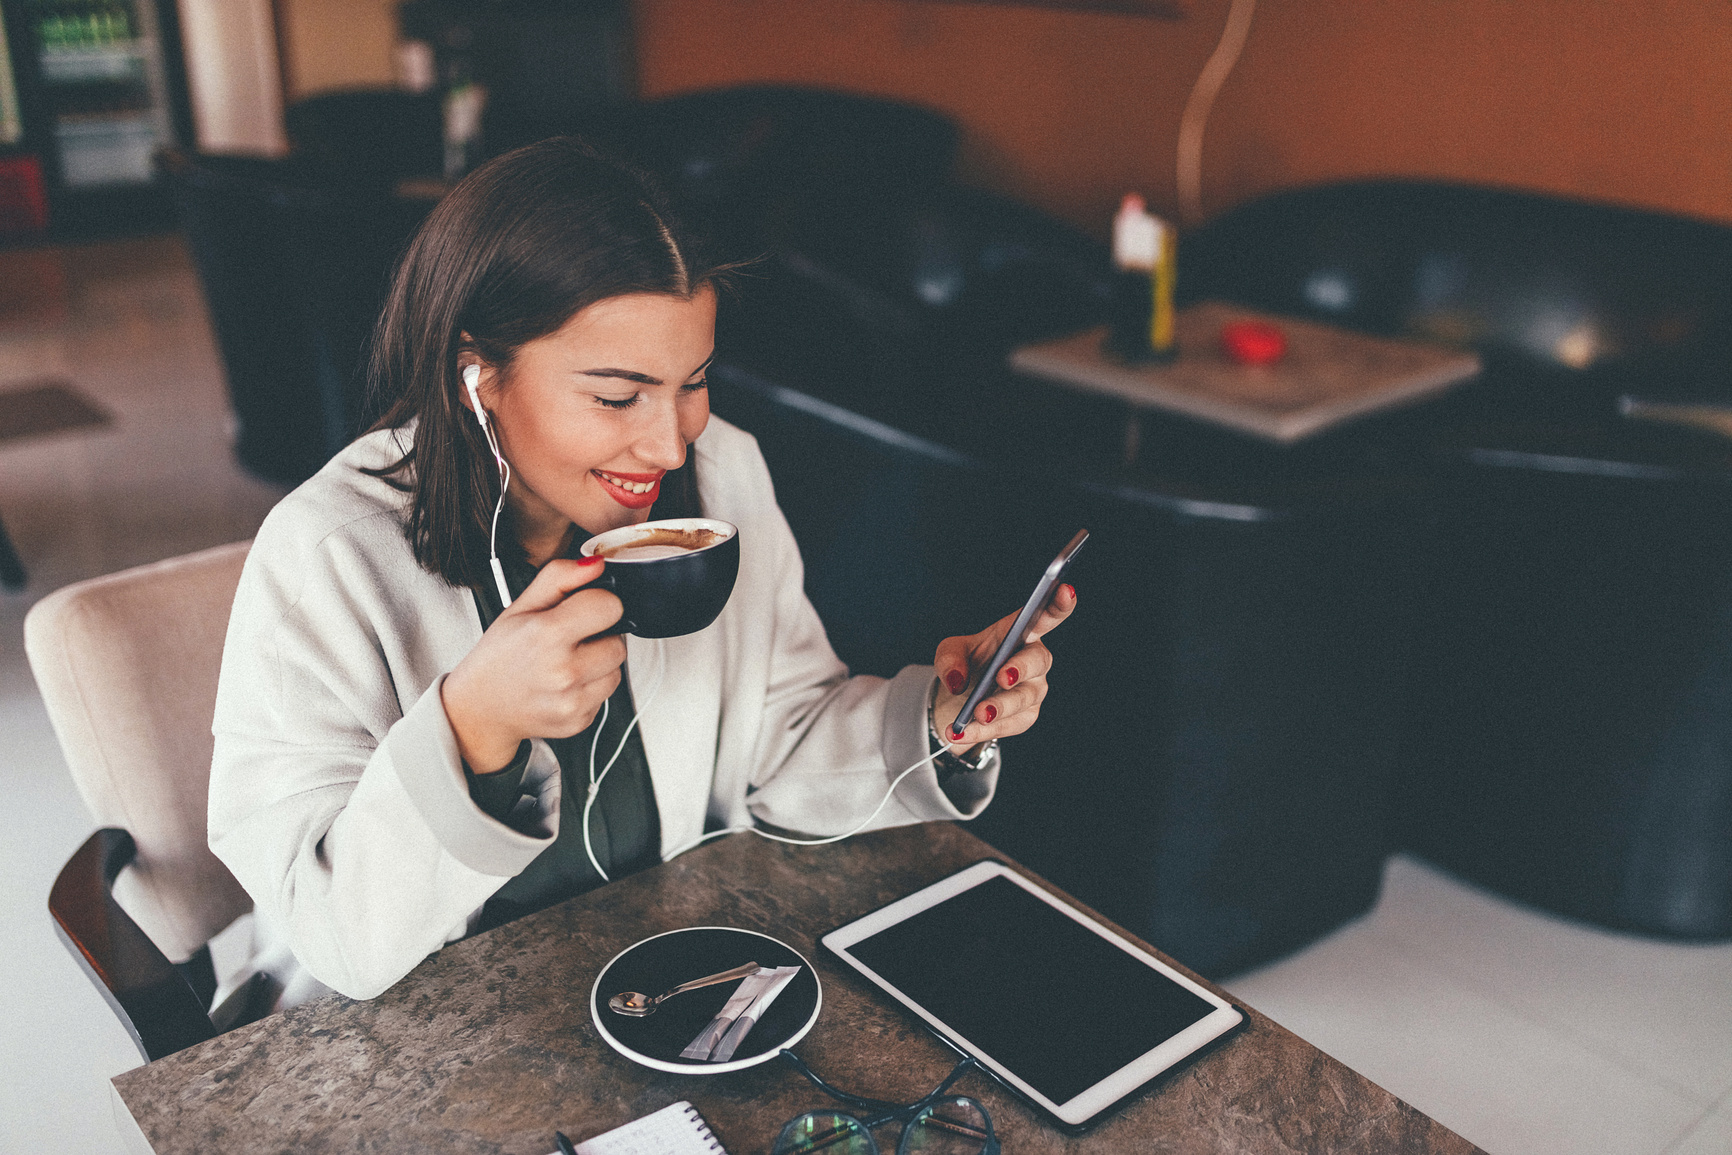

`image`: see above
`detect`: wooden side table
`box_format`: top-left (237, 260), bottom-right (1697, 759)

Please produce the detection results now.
top-left (1012, 302), bottom-right (1481, 457)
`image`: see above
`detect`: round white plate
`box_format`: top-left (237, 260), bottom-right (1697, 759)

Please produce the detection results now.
top-left (590, 926), bottom-right (821, 1074)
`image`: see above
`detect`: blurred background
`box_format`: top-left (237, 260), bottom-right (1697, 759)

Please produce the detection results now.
top-left (3, 3), bottom-right (1731, 1154)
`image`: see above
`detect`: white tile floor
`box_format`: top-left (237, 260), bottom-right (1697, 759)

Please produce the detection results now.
top-left (1, 237), bottom-right (1729, 1154)
top-left (1226, 859), bottom-right (1732, 1154)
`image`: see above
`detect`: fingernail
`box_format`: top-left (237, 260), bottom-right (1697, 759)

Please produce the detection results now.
top-left (1062, 583), bottom-right (1075, 600)
top-left (576, 555), bottom-right (603, 566)
top-left (983, 703), bottom-right (997, 723)
top-left (950, 722), bottom-right (967, 740)
top-left (1003, 666), bottom-right (1019, 687)
top-left (944, 669), bottom-right (966, 694)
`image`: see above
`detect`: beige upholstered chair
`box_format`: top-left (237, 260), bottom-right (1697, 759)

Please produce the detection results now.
top-left (27, 541), bottom-right (266, 1060)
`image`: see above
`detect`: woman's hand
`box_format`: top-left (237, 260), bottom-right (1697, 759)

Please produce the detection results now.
top-left (441, 557), bottom-right (626, 773)
top-left (932, 583), bottom-right (1077, 751)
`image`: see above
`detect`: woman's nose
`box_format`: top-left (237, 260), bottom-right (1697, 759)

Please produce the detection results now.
top-left (632, 404), bottom-right (687, 469)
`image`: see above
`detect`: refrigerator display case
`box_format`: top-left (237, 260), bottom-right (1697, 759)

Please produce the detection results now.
top-left (2, 0), bottom-right (192, 235)
top-left (0, 0), bottom-right (49, 237)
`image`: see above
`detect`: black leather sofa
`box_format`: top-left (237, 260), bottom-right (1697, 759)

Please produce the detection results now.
top-left (1179, 181), bottom-right (1732, 942)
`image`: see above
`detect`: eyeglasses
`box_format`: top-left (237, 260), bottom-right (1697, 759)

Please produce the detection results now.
top-left (771, 1050), bottom-right (1000, 1155)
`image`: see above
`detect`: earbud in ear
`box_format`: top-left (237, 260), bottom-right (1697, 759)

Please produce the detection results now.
top-left (462, 364), bottom-right (487, 429)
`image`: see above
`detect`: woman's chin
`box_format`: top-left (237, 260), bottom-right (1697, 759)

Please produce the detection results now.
top-left (570, 503), bottom-right (653, 536)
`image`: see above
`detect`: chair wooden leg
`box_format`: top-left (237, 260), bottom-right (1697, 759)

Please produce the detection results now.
top-left (0, 513), bottom-right (24, 591)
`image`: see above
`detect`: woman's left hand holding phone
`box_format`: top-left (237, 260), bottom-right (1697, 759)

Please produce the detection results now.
top-left (441, 557), bottom-right (626, 774)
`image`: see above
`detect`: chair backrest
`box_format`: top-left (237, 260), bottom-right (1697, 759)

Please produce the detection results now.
top-left (25, 541), bottom-right (253, 964)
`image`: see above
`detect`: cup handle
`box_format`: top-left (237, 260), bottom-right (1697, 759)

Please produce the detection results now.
top-left (588, 568), bottom-right (634, 636)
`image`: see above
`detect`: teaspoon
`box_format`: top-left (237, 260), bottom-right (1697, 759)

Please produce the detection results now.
top-left (608, 960), bottom-right (762, 1017)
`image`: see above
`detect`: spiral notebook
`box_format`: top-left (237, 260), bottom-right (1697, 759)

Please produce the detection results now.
top-left (554, 1101), bottom-right (730, 1155)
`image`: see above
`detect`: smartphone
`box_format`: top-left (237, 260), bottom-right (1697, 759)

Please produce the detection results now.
top-left (949, 528), bottom-right (1089, 740)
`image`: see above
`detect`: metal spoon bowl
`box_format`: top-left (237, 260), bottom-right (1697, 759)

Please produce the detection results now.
top-left (608, 960), bottom-right (762, 1017)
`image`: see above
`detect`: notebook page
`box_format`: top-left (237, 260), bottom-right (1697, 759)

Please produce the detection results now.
top-left (554, 1101), bottom-right (728, 1155)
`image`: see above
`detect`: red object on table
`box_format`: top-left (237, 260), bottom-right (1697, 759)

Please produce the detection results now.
top-left (1221, 319), bottom-right (1287, 365)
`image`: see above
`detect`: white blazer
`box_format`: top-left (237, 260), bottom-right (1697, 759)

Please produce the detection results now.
top-left (208, 417), bottom-right (996, 1002)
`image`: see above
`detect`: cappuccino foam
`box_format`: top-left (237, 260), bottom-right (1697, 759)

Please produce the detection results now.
top-left (602, 544), bottom-right (693, 561)
top-left (596, 525), bottom-right (726, 560)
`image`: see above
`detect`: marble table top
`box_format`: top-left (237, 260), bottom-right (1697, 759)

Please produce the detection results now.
top-left (113, 824), bottom-right (1483, 1153)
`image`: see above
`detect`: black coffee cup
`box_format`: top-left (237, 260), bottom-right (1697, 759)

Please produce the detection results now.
top-left (579, 518), bottom-right (740, 638)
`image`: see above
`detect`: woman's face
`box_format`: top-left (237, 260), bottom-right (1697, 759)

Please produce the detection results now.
top-left (469, 287), bottom-right (716, 560)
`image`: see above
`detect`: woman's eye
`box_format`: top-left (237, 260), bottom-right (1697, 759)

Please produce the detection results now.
top-left (596, 394), bottom-right (640, 410)
top-left (682, 377), bottom-right (709, 393)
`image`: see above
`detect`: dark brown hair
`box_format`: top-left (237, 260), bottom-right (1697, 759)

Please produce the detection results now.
top-left (365, 137), bottom-right (728, 590)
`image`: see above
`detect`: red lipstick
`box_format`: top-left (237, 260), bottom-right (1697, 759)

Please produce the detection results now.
top-left (592, 468), bottom-right (663, 509)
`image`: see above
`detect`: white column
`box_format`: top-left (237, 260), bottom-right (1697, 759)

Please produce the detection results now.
top-left (174, 0), bottom-right (288, 155)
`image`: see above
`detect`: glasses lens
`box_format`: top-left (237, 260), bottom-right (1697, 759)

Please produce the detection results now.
top-left (774, 1111), bottom-right (879, 1155)
top-left (902, 1097), bottom-right (991, 1155)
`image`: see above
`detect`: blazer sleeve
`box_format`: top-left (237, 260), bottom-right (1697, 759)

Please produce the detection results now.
top-left (207, 512), bottom-right (561, 1000)
top-left (728, 449), bottom-right (998, 836)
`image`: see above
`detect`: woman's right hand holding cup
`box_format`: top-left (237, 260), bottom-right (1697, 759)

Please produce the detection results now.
top-left (441, 557), bottom-right (625, 774)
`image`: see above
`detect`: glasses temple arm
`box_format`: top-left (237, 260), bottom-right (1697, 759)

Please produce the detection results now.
top-left (777, 1049), bottom-right (905, 1113)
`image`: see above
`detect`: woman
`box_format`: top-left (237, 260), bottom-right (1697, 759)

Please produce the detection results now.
top-left (208, 138), bottom-right (1073, 1005)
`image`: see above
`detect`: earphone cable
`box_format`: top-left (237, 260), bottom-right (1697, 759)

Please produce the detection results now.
top-left (465, 363), bottom-right (514, 609)
top-left (581, 642), bottom-right (666, 883)
top-left (479, 417), bottom-right (513, 609)
top-left (659, 744), bottom-right (943, 863)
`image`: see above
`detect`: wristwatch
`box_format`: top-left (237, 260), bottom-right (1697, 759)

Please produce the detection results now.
top-left (928, 677), bottom-right (1001, 779)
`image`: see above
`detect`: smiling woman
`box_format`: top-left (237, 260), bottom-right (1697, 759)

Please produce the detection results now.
top-left (204, 138), bottom-right (1075, 1007)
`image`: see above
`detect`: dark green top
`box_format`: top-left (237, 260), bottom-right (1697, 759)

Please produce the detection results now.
top-left (465, 550), bottom-right (660, 933)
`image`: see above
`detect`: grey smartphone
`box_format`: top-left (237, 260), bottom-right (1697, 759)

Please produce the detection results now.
top-left (948, 528), bottom-right (1089, 741)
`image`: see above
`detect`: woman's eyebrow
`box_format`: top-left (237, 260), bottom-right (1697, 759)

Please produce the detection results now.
top-left (578, 351), bottom-right (716, 386)
top-left (580, 368), bottom-right (663, 385)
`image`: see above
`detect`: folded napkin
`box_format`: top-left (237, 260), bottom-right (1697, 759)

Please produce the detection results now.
top-left (679, 969), bottom-right (774, 1061)
top-left (709, 965), bottom-right (801, 1062)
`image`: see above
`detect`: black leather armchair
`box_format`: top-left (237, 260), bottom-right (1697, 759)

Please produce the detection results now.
top-left (1181, 181), bottom-right (1732, 941)
top-left (159, 149), bottom-right (432, 484)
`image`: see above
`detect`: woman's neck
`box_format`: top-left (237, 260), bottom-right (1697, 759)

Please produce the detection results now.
top-left (519, 520), bottom-right (578, 569)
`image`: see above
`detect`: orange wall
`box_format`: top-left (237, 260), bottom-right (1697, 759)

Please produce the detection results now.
top-left (635, 0), bottom-right (1732, 237)
top-left (275, 0), bottom-right (397, 99)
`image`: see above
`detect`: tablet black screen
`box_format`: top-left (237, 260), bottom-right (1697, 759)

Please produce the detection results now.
top-left (845, 875), bottom-right (1216, 1106)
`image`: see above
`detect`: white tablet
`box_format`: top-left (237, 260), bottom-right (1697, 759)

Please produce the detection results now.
top-left (821, 860), bottom-right (1244, 1131)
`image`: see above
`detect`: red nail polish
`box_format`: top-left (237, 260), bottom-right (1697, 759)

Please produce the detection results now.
top-left (576, 555), bottom-right (603, 566)
top-left (1003, 667), bottom-right (1019, 687)
top-left (983, 703), bottom-right (997, 724)
top-left (944, 669), bottom-right (966, 694)
top-left (950, 722), bottom-right (967, 740)
top-left (1062, 583), bottom-right (1076, 601)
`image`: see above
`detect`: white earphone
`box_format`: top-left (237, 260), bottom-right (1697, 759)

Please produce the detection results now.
top-left (465, 363), bottom-right (514, 608)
